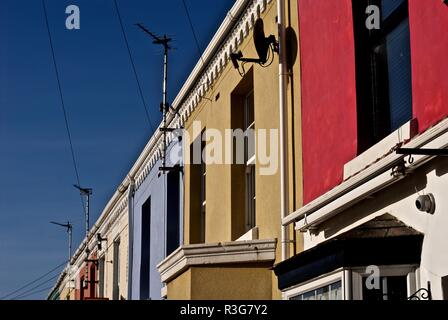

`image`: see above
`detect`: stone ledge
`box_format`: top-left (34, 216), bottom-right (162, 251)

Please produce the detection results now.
top-left (157, 239), bottom-right (277, 283)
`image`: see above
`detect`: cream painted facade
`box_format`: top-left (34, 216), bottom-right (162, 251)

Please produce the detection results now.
top-left (48, 184), bottom-right (131, 300)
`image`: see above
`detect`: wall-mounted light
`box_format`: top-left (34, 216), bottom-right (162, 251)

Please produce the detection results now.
top-left (96, 233), bottom-right (107, 250)
top-left (415, 193), bottom-right (435, 214)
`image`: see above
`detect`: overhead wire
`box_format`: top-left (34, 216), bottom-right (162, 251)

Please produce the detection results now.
top-left (113, 0), bottom-right (156, 133)
top-left (0, 260), bottom-right (67, 300)
top-left (10, 273), bottom-right (61, 300)
top-left (41, 0), bottom-right (86, 214)
top-left (13, 286), bottom-right (55, 300)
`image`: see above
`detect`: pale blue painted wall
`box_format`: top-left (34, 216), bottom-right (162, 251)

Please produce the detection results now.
top-left (130, 138), bottom-right (183, 300)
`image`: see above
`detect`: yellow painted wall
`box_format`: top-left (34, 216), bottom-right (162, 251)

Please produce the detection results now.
top-left (174, 0), bottom-right (302, 300)
top-left (167, 265), bottom-right (272, 300)
top-left (167, 269), bottom-right (192, 300)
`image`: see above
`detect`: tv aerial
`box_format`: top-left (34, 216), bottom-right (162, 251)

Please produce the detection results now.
top-left (230, 18), bottom-right (279, 76)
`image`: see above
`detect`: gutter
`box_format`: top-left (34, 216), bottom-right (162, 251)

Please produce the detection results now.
top-left (277, 0), bottom-right (289, 262)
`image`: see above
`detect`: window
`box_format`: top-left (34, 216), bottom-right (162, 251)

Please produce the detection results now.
top-left (89, 263), bottom-right (96, 298)
top-left (200, 139), bottom-right (206, 243)
top-left (353, 0), bottom-right (412, 153)
top-left (244, 91), bottom-right (256, 232)
top-left (351, 265), bottom-right (417, 300)
top-left (442, 275), bottom-right (448, 300)
top-left (98, 256), bottom-right (105, 298)
top-left (167, 171), bottom-right (181, 256)
top-left (79, 276), bottom-right (85, 300)
top-left (291, 281), bottom-right (342, 300)
top-left (140, 197), bottom-right (151, 300)
top-left (230, 69), bottom-right (255, 240)
top-left (112, 238), bottom-right (120, 300)
top-left (361, 276), bottom-right (407, 301)
top-left (189, 133), bottom-right (206, 244)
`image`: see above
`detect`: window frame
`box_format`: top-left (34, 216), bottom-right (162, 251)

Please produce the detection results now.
top-left (351, 264), bottom-right (418, 300)
top-left (353, 0), bottom-right (412, 153)
top-left (283, 269), bottom-right (346, 300)
top-left (244, 90), bottom-right (256, 232)
top-left (283, 264), bottom-right (419, 300)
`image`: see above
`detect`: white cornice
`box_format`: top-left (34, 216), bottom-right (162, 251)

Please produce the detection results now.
top-left (157, 239), bottom-right (277, 283)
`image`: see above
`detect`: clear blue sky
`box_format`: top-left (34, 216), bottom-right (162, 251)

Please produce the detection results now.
top-left (0, 0), bottom-right (234, 299)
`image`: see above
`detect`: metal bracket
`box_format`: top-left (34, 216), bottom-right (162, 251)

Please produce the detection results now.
top-left (408, 282), bottom-right (432, 300)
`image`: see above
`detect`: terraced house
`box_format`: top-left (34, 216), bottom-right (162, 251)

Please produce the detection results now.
top-left (275, 0), bottom-right (448, 300)
top-left (157, 0), bottom-right (301, 300)
top-left (49, 0), bottom-right (448, 301)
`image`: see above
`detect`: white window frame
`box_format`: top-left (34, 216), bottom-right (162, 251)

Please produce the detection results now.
top-left (244, 90), bottom-right (256, 232)
top-left (283, 269), bottom-right (346, 300)
top-left (351, 264), bottom-right (418, 300)
top-left (282, 264), bottom-right (419, 300)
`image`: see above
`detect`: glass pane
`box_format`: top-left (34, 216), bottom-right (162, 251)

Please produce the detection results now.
top-left (302, 290), bottom-right (316, 300)
top-left (329, 281), bottom-right (342, 300)
top-left (362, 276), bottom-right (385, 301)
top-left (292, 281), bottom-right (342, 301)
top-left (385, 276), bottom-right (408, 300)
top-left (381, 0), bottom-right (405, 21)
top-left (386, 18), bottom-right (412, 131)
top-left (316, 287), bottom-right (329, 300)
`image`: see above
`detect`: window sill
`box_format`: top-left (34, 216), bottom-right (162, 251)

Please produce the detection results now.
top-left (343, 119), bottom-right (418, 180)
top-left (236, 226), bottom-right (259, 241)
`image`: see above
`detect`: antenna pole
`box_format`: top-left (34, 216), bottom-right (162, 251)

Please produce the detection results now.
top-left (68, 222), bottom-right (72, 264)
top-left (136, 24), bottom-right (174, 173)
top-left (73, 185), bottom-right (93, 237)
top-left (162, 36), bottom-right (169, 170)
top-left (85, 192), bottom-right (90, 236)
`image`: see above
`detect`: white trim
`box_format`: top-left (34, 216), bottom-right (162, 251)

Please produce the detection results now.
top-left (283, 269), bottom-right (345, 300)
top-left (343, 120), bottom-right (416, 180)
top-left (157, 239), bottom-right (276, 283)
top-left (284, 117), bottom-right (448, 229)
top-left (351, 265), bottom-right (418, 300)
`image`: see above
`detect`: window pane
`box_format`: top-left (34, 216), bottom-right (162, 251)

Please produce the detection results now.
top-left (386, 18), bottom-right (412, 131)
top-left (290, 281), bottom-right (342, 301)
top-left (381, 0), bottom-right (405, 21)
top-left (329, 281), bottom-right (342, 300)
top-left (386, 276), bottom-right (408, 300)
top-left (302, 290), bottom-right (316, 300)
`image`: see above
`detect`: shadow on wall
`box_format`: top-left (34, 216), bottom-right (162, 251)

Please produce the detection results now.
top-left (319, 163), bottom-right (431, 239)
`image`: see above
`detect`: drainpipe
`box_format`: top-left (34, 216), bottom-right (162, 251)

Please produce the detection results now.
top-left (127, 177), bottom-right (135, 300)
top-left (277, 0), bottom-right (289, 262)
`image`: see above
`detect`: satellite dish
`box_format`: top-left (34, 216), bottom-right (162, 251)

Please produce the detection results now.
top-left (253, 19), bottom-right (269, 64)
top-left (229, 18), bottom-right (278, 75)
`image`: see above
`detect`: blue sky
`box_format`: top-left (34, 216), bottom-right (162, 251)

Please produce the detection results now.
top-left (0, 0), bottom-right (234, 299)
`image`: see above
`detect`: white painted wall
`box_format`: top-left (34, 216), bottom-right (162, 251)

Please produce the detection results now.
top-left (302, 155), bottom-right (448, 299)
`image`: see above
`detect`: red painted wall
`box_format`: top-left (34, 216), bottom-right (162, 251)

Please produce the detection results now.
top-left (409, 1), bottom-right (448, 132)
top-left (299, 0), bottom-right (358, 204)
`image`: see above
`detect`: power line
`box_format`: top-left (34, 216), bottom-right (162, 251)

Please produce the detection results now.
top-left (14, 286), bottom-right (55, 301)
top-left (113, 0), bottom-right (156, 133)
top-left (181, 0), bottom-right (206, 67)
top-left (0, 261), bottom-right (67, 300)
top-left (41, 0), bottom-right (86, 213)
top-left (10, 273), bottom-right (61, 300)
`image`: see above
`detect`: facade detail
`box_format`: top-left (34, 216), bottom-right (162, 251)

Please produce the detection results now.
top-left (48, 0), bottom-right (448, 301)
